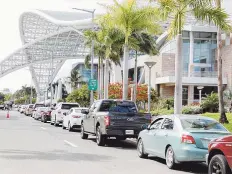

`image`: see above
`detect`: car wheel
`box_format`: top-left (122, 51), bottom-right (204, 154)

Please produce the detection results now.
top-left (68, 122), bottom-right (73, 132)
top-left (80, 123), bottom-right (88, 139)
top-left (166, 146), bottom-right (176, 169)
top-left (62, 123), bottom-right (66, 130)
top-left (96, 126), bottom-right (105, 146)
top-left (137, 138), bottom-right (148, 158)
top-left (209, 154), bottom-right (231, 174)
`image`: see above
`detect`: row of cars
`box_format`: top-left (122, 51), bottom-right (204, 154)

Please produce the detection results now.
top-left (18, 100), bottom-right (232, 174)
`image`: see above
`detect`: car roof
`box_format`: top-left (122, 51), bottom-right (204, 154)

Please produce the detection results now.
top-left (156, 114), bottom-right (217, 121)
top-left (72, 107), bottom-right (88, 109)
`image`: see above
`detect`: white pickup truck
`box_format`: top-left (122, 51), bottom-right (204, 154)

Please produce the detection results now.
top-left (50, 102), bottom-right (80, 126)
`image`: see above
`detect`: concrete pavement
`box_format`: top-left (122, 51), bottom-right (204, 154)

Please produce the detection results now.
top-left (0, 110), bottom-right (208, 174)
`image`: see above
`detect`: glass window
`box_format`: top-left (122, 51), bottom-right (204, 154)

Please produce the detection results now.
top-left (182, 31), bottom-right (189, 38)
top-left (180, 118), bottom-right (228, 131)
top-left (200, 32), bottom-right (212, 38)
top-left (61, 104), bottom-right (79, 110)
top-left (150, 118), bottom-right (164, 130)
top-left (194, 32), bottom-right (200, 38)
top-left (161, 118), bottom-right (174, 130)
top-left (99, 100), bottom-right (137, 113)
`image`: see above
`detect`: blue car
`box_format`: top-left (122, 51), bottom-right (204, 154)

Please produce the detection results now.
top-left (137, 115), bottom-right (231, 169)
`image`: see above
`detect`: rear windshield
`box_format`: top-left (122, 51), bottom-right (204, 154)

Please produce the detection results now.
top-left (35, 104), bottom-right (45, 108)
top-left (29, 105), bottom-right (33, 108)
top-left (61, 104), bottom-right (79, 110)
top-left (38, 107), bottom-right (48, 111)
top-left (180, 118), bottom-right (227, 131)
top-left (99, 101), bottom-right (137, 113)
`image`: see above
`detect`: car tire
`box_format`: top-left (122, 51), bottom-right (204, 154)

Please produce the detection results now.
top-left (62, 123), bottom-right (66, 129)
top-left (166, 146), bottom-right (177, 169)
top-left (209, 154), bottom-right (231, 174)
top-left (68, 122), bottom-right (73, 132)
top-left (80, 123), bottom-right (88, 139)
top-left (137, 138), bottom-right (148, 158)
top-left (96, 126), bottom-right (105, 146)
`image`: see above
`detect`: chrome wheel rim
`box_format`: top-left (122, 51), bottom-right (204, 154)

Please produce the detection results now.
top-left (212, 162), bottom-right (222, 174)
top-left (137, 140), bottom-right (143, 156)
top-left (166, 148), bottom-right (174, 167)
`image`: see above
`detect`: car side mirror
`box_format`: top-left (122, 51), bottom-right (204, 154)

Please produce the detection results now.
top-left (142, 124), bottom-right (149, 130)
top-left (81, 109), bottom-right (89, 115)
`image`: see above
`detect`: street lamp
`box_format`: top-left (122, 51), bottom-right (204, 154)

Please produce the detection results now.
top-left (73, 8), bottom-right (96, 105)
top-left (197, 86), bottom-right (204, 104)
top-left (144, 61), bottom-right (156, 113)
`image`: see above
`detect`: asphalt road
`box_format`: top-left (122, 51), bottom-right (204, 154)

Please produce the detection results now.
top-left (0, 110), bottom-right (208, 174)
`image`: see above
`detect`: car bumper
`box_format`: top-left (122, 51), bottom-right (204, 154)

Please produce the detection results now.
top-left (104, 128), bottom-right (140, 138)
top-left (175, 145), bottom-right (208, 162)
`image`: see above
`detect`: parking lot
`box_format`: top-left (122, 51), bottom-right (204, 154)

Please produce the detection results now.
top-left (0, 110), bottom-right (210, 174)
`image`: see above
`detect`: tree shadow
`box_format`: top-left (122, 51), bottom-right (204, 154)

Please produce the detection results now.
top-left (0, 149), bottom-right (113, 162)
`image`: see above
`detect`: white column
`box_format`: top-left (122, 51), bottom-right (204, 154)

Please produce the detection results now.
top-left (57, 80), bottom-right (62, 100)
top-left (225, 33), bottom-right (230, 46)
top-left (54, 85), bottom-right (58, 101)
top-left (188, 31), bottom-right (194, 77)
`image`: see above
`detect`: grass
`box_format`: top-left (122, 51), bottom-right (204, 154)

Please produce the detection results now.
top-left (202, 113), bottom-right (232, 132)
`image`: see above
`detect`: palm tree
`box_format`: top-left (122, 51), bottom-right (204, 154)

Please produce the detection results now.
top-left (67, 69), bottom-right (82, 90)
top-left (156, 0), bottom-right (231, 114)
top-left (101, 0), bottom-right (161, 100)
top-left (131, 32), bottom-right (159, 102)
top-left (84, 28), bottom-right (123, 99)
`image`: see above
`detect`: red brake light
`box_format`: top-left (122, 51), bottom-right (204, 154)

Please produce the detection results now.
top-left (181, 134), bottom-right (196, 144)
top-left (72, 115), bottom-right (81, 118)
top-left (104, 116), bottom-right (110, 126)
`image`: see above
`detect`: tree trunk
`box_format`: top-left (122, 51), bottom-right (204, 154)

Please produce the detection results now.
top-left (217, 0), bottom-right (228, 123)
top-left (122, 44), bottom-right (129, 100)
top-left (133, 50), bottom-right (138, 102)
top-left (97, 57), bottom-right (101, 99)
top-left (104, 58), bottom-right (109, 99)
top-left (100, 58), bottom-right (104, 99)
top-left (174, 33), bottom-right (183, 114)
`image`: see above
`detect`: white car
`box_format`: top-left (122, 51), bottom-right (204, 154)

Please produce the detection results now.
top-left (51, 103), bottom-right (80, 126)
top-left (20, 105), bottom-right (26, 114)
top-left (62, 107), bottom-right (88, 131)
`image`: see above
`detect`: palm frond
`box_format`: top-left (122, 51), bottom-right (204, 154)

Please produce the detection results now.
top-left (84, 54), bottom-right (91, 69)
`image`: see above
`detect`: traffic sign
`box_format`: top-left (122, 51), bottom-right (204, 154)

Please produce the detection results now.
top-left (88, 79), bottom-right (98, 91)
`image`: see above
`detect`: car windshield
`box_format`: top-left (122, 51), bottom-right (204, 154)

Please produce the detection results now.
top-left (38, 107), bottom-right (48, 111)
top-left (61, 104), bottom-right (79, 110)
top-left (180, 118), bottom-right (227, 131)
top-left (35, 104), bottom-right (45, 108)
top-left (99, 101), bottom-right (137, 113)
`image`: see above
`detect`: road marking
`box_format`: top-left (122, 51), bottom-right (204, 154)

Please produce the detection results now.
top-left (40, 127), bottom-right (46, 130)
top-left (64, 140), bottom-right (77, 148)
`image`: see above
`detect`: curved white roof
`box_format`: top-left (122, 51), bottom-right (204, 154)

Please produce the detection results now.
top-left (0, 10), bottom-right (95, 101)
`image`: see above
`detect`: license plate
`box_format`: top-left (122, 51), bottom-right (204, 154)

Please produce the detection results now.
top-left (125, 130), bottom-right (134, 135)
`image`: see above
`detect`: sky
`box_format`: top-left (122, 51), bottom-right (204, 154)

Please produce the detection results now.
top-left (0, 0), bottom-right (231, 93)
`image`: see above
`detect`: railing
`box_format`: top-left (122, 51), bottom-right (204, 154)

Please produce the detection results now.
top-left (156, 71), bottom-right (220, 78)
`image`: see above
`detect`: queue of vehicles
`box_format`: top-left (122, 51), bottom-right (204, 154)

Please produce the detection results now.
top-left (16, 99), bottom-right (232, 174)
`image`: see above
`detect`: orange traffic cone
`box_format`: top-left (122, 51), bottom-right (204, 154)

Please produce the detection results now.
top-left (6, 111), bottom-right (10, 118)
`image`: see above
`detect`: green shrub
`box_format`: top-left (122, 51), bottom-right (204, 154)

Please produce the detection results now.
top-left (200, 92), bottom-right (219, 112)
top-left (151, 108), bottom-right (174, 116)
top-left (182, 105), bottom-right (203, 114)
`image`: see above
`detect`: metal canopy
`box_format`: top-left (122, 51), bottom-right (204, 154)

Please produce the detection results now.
top-left (0, 10), bottom-right (95, 101)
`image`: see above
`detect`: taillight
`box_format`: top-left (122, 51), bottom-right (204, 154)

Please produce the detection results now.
top-left (72, 115), bottom-right (81, 118)
top-left (181, 134), bottom-right (196, 144)
top-left (58, 110), bottom-right (61, 114)
top-left (104, 116), bottom-right (110, 126)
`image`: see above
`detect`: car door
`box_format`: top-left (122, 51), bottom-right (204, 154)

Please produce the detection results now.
top-left (64, 109), bottom-right (71, 127)
top-left (89, 101), bottom-right (100, 133)
top-left (144, 118), bottom-right (164, 155)
top-left (155, 118), bottom-right (174, 158)
top-left (84, 102), bottom-right (96, 133)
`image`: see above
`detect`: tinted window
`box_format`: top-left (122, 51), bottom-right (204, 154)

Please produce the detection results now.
top-left (181, 118), bottom-right (227, 131)
top-left (35, 104), bottom-right (45, 108)
top-left (29, 105), bottom-right (33, 108)
top-left (99, 101), bottom-right (137, 113)
top-left (61, 104), bottom-right (79, 110)
top-left (161, 118), bottom-right (174, 130)
top-left (150, 118), bottom-right (164, 130)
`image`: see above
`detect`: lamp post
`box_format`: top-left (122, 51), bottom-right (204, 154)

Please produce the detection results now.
top-left (197, 86), bottom-right (204, 104)
top-left (144, 61), bottom-right (156, 113)
top-left (73, 8), bottom-right (96, 105)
